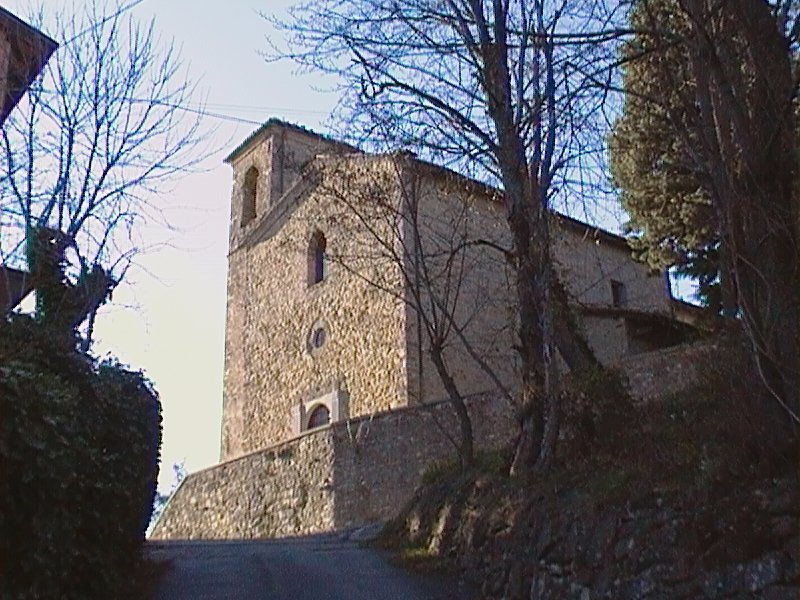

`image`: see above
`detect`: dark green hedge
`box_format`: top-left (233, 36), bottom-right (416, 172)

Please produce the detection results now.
top-left (0, 316), bottom-right (162, 599)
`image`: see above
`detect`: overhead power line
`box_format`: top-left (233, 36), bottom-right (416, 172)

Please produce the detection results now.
top-left (60, 0), bottom-right (146, 46)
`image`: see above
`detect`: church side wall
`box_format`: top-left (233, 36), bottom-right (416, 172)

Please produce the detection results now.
top-left (552, 221), bottom-right (670, 313)
top-left (403, 171), bottom-right (519, 406)
top-left (552, 221), bottom-right (671, 363)
top-left (401, 169), bottom-right (674, 400)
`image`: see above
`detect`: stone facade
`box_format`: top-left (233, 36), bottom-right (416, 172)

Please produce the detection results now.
top-left (552, 218), bottom-right (673, 362)
top-left (221, 120), bottom-right (679, 461)
top-left (222, 131), bottom-right (408, 458)
top-left (156, 119), bottom-right (703, 540)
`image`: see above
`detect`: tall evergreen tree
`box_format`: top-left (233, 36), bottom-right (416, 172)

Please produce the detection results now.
top-left (609, 0), bottom-right (800, 420)
top-left (609, 1), bottom-right (728, 314)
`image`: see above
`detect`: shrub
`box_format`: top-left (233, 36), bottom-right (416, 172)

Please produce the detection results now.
top-left (0, 316), bottom-right (162, 599)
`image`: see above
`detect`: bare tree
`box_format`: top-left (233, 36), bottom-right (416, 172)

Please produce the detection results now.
top-left (0, 0), bottom-right (212, 342)
top-left (267, 0), bottom-right (625, 472)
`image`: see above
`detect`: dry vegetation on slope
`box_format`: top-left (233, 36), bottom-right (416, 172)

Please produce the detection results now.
top-left (381, 339), bottom-right (799, 599)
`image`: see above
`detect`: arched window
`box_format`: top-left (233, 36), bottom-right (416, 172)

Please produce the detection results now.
top-left (307, 230), bottom-right (327, 285)
top-left (241, 166), bottom-right (258, 227)
top-left (306, 404), bottom-right (330, 429)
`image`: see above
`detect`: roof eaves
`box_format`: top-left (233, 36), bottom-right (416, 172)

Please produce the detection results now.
top-left (226, 121), bottom-right (635, 251)
top-left (555, 212), bottom-right (632, 251)
top-left (404, 154), bottom-right (632, 249)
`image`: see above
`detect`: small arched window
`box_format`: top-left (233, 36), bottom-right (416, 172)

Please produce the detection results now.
top-left (307, 404), bottom-right (330, 429)
top-left (308, 230), bottom-right (327, 285)
top-left (241, 166), bottom-right (259, 227)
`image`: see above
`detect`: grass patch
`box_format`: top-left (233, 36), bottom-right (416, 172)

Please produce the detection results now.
top-left (389, 546), bottom-right (457, 575)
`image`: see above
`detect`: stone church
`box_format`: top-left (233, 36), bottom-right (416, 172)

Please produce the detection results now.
top-left (152, 119), bottom-right (697, 539)
top-left (220, 119), bottom-right (683, 461)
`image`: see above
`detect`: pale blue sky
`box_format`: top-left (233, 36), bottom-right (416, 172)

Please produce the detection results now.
top-left (6, 0), bottom-right (340, 489)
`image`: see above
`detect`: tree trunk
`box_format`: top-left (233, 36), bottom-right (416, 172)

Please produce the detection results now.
top-left (478, 9), bottom-right (602, 475)
top-left (686, 0), bottom-right (800, 423)
top-left (727, 180), bottom-right (800, 423)
top-left (507, 190), bottom-right (550, 476)
top-left (550, 267), bottom-right (601, 371)
top-left (429, 345), bottom-right (474, 469)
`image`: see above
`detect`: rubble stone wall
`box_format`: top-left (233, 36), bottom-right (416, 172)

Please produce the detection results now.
top-left (151, 431), bottom-right (336, 540)
top-left (222, 149), bottom-right (408, 460)
top-left (330, 392), bottom-right (517, 529)
top-left (151, 393), bottom-right (516, 540)
top-left (616, 338), bottom-right (725, 401)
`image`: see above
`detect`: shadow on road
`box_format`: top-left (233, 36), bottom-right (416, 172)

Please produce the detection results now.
top-left (146, 530), bottom-right (477, 600)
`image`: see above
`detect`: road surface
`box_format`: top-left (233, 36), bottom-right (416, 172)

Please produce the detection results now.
top-left (147, 528), bottom-right (475, 600)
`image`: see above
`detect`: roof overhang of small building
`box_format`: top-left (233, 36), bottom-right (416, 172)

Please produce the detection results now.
top-left (0, 7), bottom-right (58, 125)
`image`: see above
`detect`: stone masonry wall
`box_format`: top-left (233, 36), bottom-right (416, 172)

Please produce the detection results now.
top-left (552, 220), bottom-right (670, 314)
top-left (403, 168), bottom-right (518, 405)
top-left (330, 392), bottom-right (517, 529)
top-left (152, 430), bottom-right (336, 540)
top-left (151, 393), bottom-right (516, 540)
top-left (616, 338), bottom-right (725, 401)
top-left (552, 220), bottom-right (672, 365)
top-left (222, 125), bottom-right (679, 461)
top-left (400, 161), bottom-right (672, 405)
top-left (153, 340), bottom-right (725, 541)
top-left (222, 147), bottom-right (408, 460)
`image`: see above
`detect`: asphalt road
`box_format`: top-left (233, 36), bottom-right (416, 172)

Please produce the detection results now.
top-left (147, 529), bottom-right (475, 600)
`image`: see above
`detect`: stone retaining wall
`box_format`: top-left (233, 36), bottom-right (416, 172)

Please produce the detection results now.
top-left (152, 430), bottom-right (336, 540)
top-left (330, 392), bottom-right (516, 529)
top-left (153, 340), bottom-right (726, 540)
top-left (616, 338), bottom-right (725, 401)
top-left (393, 474), bottom-right (799, 600)
top-left (151, 393), bottom-right (516, 539)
